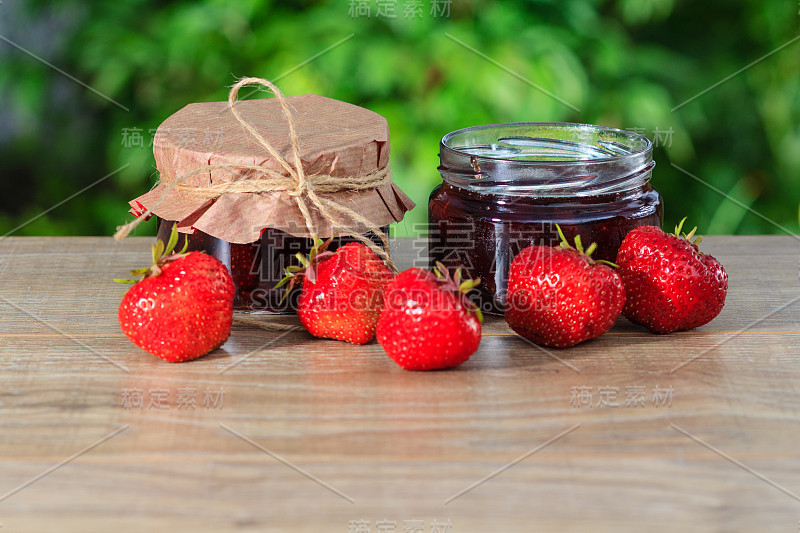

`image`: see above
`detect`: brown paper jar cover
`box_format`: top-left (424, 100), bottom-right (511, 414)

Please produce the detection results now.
top-left (129, 94), bottom-right (415, 244)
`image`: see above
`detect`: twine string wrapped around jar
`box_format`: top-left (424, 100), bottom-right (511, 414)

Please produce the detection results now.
top-left (114, 77), bottom-right (397, 273)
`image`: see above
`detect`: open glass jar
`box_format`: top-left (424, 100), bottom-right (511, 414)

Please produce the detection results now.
top-left (429, 122), bottom-right (663, 315)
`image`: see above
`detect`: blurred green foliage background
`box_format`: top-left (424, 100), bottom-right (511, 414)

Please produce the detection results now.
top-left (1, 0), bottom-right (799, 237)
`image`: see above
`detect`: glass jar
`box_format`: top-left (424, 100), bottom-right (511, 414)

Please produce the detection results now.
top-left (156, 220), bottom-right (388, 313)
top-left (429, 122), bottom-right (662, 315)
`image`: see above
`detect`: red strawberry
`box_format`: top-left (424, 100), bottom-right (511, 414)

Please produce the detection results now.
top-left (505, 227), bottom-right (626, 348)
top-left (117, 226), bottom-right (234, 362)
top-left (616, 218), bottom-right (727, 333)
top-left (376, 264), bottom-right (482, 371)
top-left (280, 241), bottom-right (393, 345)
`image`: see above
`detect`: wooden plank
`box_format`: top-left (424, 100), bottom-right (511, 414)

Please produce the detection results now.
top-left (0, 236), bottom-right (799, 532)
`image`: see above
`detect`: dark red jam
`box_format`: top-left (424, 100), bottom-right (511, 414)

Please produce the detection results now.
top-left (156, 219), bottom-right (387, 313)
top-left (428, 123), bottom-right (663, 315)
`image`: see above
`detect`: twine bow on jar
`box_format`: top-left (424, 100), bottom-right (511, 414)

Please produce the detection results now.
top-left (113, 77), bottom-right (397, 272)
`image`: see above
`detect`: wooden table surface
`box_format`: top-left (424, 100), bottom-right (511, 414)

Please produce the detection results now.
top-left (1, 236), bottom-right (799, 532)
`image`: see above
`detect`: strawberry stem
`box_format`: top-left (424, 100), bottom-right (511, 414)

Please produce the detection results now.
top-left (574, 235), bottom-right (585, 254)
top-left (595, 259), bottom-right (619, 268)
top-left (556, 224), bottom-right (571, 249)
top-left (674, 217), bottom-right (687, 237)
top-left (674, 217), bottom-right (704, 245)
top-left (115, 224), bottom-right (190, 284)
top-left (165, 226), bottom-right (180, 257)
top-left (152, 240), bottom-right (164, 266)
top-left (277, 234), bottom-right (336, 300)
top-left (434, 261), bottom-right (448, 280)
top-left (554, 224), bottom-right (604, 262)
top-left (430, 263), bottom-right (483, 323)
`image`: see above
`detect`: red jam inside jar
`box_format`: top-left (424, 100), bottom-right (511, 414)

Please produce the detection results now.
top-left (429, 123), bottom-right (663, 315)
top-left (156, 220), bottom-right (388, 313)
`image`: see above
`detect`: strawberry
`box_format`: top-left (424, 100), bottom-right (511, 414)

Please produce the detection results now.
top-left (279, 241), bottom-right (393, 345)
top-left (376, 264), bottom-right (482, 371)
top-left (505, 226), bottom-right (626, 348)
top-left (616, 218), bottom-right (728, 333)
top-left (116, 225), bottom-right (234, 362)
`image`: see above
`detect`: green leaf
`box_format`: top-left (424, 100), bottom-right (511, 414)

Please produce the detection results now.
top-left (574, 235), bottom-right (584, 254)
top-left (274, 275), bottom-right (292, 289)
top-left (165, 223), bottom-right (180, 256)
top-left (151, 240), bottom-right (165, 265)
top-left (434, 261), bottom-right (447, 279)
top-left (555, 224), bottom-right (570, 249)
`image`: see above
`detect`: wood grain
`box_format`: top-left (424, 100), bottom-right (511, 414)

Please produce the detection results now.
top-left (1, 236), bottom-right (799, 532)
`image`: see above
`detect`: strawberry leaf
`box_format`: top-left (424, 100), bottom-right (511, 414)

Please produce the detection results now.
top-left (674, 217), bottom-right (688, 237)
top-left (556, 224), bottom-right (570, 249)
top-left (314, 251), bottom-right (334, 263)
top-left (306, 264), bottom-right (317, 284)
top-left (555, 224), bottom-right (604, 262)
top-left (165, 224), bottom-right (180, 257)
top-left (278, 276), bottom-right (300, 305)
top-left (274, 276), bottom-right (292, 290)
top-left (574, 234), bottom-right (585, 254)
top-left (130, 267), bottom-right (151, 276)
top-left (673, 217), bottom-right (704, 245)
top-left (434, 261), bottom-right (448, 280)
top-left (152, 240), bottom-right (165, 265)
top-left (459, 278), bottom-right (481, 293)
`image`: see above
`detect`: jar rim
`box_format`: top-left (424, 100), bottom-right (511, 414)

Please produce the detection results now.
top-left (438, 122), bottom-right (655, 197)
top-left (440, 122), bottom-right (653, 164)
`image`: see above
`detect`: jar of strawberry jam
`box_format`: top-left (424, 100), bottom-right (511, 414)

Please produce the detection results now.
top-left (429, 122), bottom-right (662, 315)
top-left (123, 83), bottom-right (414, 314)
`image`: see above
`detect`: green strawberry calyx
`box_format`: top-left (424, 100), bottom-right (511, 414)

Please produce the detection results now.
top-left (433, 261), bottom-right (483, 323)
top-left (555, 224), bottom-right (618, 268)
top-left (674, 217), bottom-right (704, 245)
top-left (274, 236), bottom-right (335, 302)
top-left (114, 224), bottom-right (190, 284)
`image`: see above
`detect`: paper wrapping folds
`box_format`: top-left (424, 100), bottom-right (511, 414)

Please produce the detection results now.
top-left (128, 94), bottom-right (415, 243)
